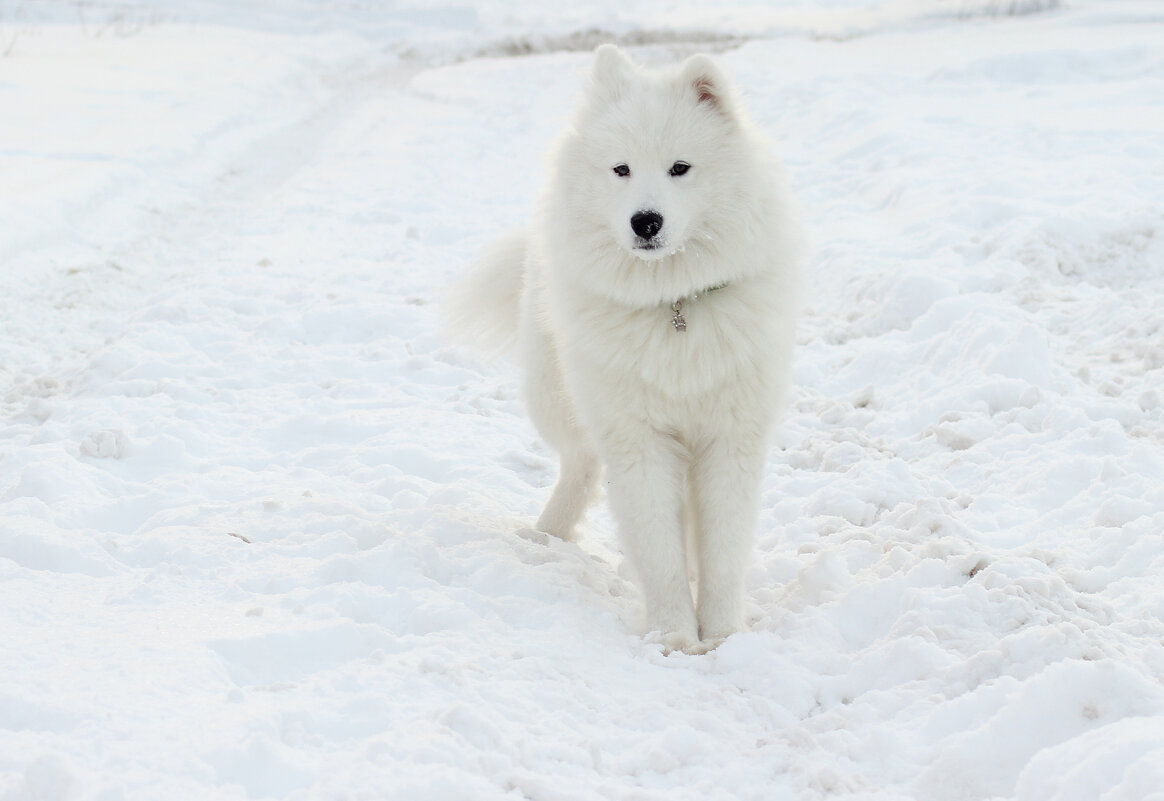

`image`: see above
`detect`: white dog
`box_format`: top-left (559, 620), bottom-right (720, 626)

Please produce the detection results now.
top-left (448, 45), bottom-right (804, 653)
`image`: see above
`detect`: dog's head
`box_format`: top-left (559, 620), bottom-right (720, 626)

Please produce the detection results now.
top-left (564, 45), bottom-right (750, 262)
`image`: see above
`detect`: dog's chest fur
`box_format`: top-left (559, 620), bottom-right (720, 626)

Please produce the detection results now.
top-left (550, 278), bottom-right (781, 434)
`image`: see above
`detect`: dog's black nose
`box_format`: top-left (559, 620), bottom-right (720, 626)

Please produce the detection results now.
top-left (631, 211), bottom-right (664, 240)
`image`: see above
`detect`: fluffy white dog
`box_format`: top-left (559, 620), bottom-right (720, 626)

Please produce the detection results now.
top-left (448, 45), bottom-right (804, 653)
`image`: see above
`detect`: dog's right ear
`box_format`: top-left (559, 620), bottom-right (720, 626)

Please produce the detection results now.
top-left (679, 53), bottom-right (737, 118)
top-left (589, 44), bottom-right (635, 105)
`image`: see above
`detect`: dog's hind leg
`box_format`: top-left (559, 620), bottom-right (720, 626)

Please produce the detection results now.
top-left (536, 444), bottom-right (599, 542)
top-left (520, 312), bottom-right (599, 542)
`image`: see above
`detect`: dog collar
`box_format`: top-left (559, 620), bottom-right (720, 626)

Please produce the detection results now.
top-left (670, 282), bottom-right (728, 332)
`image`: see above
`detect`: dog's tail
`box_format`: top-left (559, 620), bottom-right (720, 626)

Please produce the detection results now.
top-left (442, 230), bottom-right (526, 356)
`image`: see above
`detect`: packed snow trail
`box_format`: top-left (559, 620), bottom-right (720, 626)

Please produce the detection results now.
top-left (2, 2), bottom-right (1164, 800)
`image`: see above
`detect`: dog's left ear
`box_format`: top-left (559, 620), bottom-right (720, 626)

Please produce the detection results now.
top-left (590, 44), bottom-right (636, 105)
top-left (680, 54), bottom-right (736, 117)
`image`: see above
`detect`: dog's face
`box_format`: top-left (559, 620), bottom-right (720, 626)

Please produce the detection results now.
top-left (603, 154), bottom-right (697, 261)
top-left (568, 46), bottom-right (745, 262)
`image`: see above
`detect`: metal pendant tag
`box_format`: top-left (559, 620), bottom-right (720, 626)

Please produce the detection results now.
top-left (671, 301), bottom-right (686, 332)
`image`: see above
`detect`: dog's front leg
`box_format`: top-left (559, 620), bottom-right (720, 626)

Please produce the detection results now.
top-left (690, 432), bottom-right (767, 645)
top-left (602, 430), bottom-right (699, 653)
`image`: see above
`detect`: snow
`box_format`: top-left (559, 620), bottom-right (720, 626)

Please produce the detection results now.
top-left (1, 1), bottom-right (1163, 799)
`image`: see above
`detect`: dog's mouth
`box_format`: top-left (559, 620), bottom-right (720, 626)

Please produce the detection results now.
top-left (632, 238), bottom-right (675, 260)
top-left (634, 234), bottom-right (671, 250)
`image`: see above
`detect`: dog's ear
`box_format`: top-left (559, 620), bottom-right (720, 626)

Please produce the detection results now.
top-left (589, 44), bottom-right (635, 103)
top-left (680, 54), bottom-right (736, 116)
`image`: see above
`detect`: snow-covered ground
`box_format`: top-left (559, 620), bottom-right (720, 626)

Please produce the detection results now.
top-left (2, 1), bottom-right (1163, 799)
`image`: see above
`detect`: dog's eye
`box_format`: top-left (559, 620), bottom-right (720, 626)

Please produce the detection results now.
top-left (612, 164), bottom-right (631, 177)
top-left (669, 161), bottom-right (691, 177)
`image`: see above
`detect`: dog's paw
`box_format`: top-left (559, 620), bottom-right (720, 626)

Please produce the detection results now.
top-left (694, 634), bottom-right (728, 654)
top-left (531, 520), bottom-right (580, 543)
top-left (697, 604), bottom-right (743, 647)
top-left (696, 623), bottom-right (739, 648)
top-left (649, 627), bottom-right (733, 656)
top-left (652, 628), bottom-right (707, 656)
top-left (514, 527), bottom-right (550, 545)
